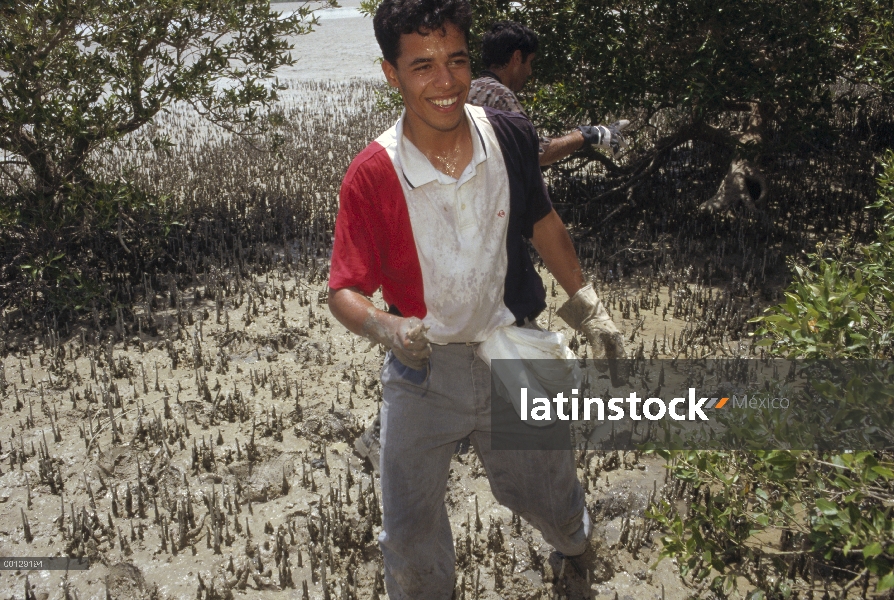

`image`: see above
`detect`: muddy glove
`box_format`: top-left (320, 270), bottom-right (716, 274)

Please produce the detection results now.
top-left (577, 120), bottom-right (630, 157)
top-left (362, 311), bottom-right (431, 370)
top-left (557, 285), bottom-right (626, 360)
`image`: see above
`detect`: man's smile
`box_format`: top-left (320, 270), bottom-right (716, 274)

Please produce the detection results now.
top-left (429, 95), bottom-right (460, 109)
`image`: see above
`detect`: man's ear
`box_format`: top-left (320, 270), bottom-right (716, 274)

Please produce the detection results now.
top-left (382, 60), bottom-right (400, 89)
top-left (510, 49), bottom-right (523, 67)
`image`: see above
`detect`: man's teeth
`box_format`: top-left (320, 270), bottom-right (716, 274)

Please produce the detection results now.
top-left (431, 97), bottom-right (457, 107)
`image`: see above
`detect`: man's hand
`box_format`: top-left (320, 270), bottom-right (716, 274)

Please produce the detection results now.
top-left (577, 120), bottom-right (630, 157)
top-left (362, 311), bottom-right (432, 370)
top-left (556, 285), bottom-right (626, 360)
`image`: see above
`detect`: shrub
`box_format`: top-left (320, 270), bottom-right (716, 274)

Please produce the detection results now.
top-left (650, 152), bottom-right (894, 598)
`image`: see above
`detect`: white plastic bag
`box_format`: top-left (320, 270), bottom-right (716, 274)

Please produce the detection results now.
top-left (478, 326), bottom-right (581, 425)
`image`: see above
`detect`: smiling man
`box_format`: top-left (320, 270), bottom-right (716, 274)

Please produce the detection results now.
top-left (327, 0), bottom-right (619, 597)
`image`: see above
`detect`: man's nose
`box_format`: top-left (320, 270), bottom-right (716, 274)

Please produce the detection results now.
top-left (432, 63), bottom-right (458, 88)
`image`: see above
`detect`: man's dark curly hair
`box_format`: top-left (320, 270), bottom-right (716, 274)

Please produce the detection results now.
top-left (373, 0), bottom-right (473, 66)
top-left (482, 21), bottom-right (538, 68)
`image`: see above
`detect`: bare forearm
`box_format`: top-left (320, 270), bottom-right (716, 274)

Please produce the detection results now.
top-left (539, 130), bottom-right (586, 166)
top-left (328, 287), bottom-right (399, 337)
top-left (530, 209), bottom-right (585, 297)
top-left (328, 286), bottom-right (431, 368)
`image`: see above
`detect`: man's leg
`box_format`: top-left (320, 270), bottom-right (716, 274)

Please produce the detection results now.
top-left (378, 344), bottom-right (478, 600)
top-left (467, 354), bottom-right (590, 557)
top-left (473, 442), bottom-right (589, 555)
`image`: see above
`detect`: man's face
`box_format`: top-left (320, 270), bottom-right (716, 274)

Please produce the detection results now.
top-left (381, 22), bottom-right (471, 142)
top-left (520, 52), bottom-right (535, 87)
top-left (507, 51), bottom-right (535, 93)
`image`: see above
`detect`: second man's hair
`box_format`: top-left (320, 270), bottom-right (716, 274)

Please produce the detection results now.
top-left (482, 21), bottom-right (538, 68)
top-left (373, 0), bottom-right (474, 66)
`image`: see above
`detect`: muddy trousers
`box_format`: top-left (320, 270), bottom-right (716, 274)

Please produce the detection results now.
top-left (378, 343), bottom-right (589, 600)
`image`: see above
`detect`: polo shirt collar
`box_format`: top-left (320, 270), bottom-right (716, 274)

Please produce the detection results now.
top-left (395, 105), bottom-right (488, 189)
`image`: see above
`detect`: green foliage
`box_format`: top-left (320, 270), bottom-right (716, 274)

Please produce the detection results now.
top-left (0, 0), bottom-right (327, 201)
top-left (0, 179), bottom-right (182, 315)
top-left (471, 0), bottom-right (889, 136)
top-left (651, 449), bottom-right (894, 596)
top-left (852, 3), bottom-right (894, 96)
top-left (358, 0), bottom-right (377, 18)
top-left (0, 0), bottom-right (330, 317)
top-left (650, 154), bottom-right (894, 597)
top-left (751, 150), bottom-right (894, 358)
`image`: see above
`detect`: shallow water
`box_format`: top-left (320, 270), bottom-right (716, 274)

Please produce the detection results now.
top-left (274, 0), bottom-right (384, 84)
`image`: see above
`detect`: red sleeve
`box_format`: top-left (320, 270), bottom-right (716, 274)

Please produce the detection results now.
top-left (328, 143), bottom-right (427, 320)
top-left (328, 146), bottom-right (384, 296)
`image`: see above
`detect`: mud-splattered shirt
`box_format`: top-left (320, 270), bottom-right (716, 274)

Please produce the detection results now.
top-left (329, 105), bottom-right (551, 344)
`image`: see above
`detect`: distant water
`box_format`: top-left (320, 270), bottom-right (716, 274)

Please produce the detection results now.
top-left (273, 0), bottom-right (384, 84)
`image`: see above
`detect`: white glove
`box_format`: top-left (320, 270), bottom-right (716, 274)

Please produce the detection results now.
top-left (556, 285), bottom-right (626, 359)
top-left (577, 120), bottom-right (630, 157)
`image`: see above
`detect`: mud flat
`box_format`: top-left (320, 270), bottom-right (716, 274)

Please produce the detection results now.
top-left (0, 250), bottom-right (749, 599)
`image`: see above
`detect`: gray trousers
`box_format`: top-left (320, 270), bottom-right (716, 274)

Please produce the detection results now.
top-left (378, 343), bottom-right (589, 600)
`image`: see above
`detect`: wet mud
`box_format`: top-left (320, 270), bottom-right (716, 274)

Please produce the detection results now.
top-left (0, 259), bottom-right (741, 599)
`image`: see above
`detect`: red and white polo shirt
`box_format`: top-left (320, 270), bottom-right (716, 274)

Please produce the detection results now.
top-left (329, 104), bottom-right (551, 344)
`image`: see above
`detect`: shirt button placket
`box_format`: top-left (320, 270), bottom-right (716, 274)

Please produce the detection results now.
top-left (456, 184), bottom-right (475, 231)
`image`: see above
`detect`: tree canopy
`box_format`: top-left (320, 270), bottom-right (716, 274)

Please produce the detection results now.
top-left (476, 0), bottom-right (887, 124)
top-left (470, 0), bottom-right (893, 211)
top-left (0, 0), bottom-right (324, 206)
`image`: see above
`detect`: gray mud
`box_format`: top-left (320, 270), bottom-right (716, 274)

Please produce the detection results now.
top-left (0, 263), bottom-right (723, 600)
